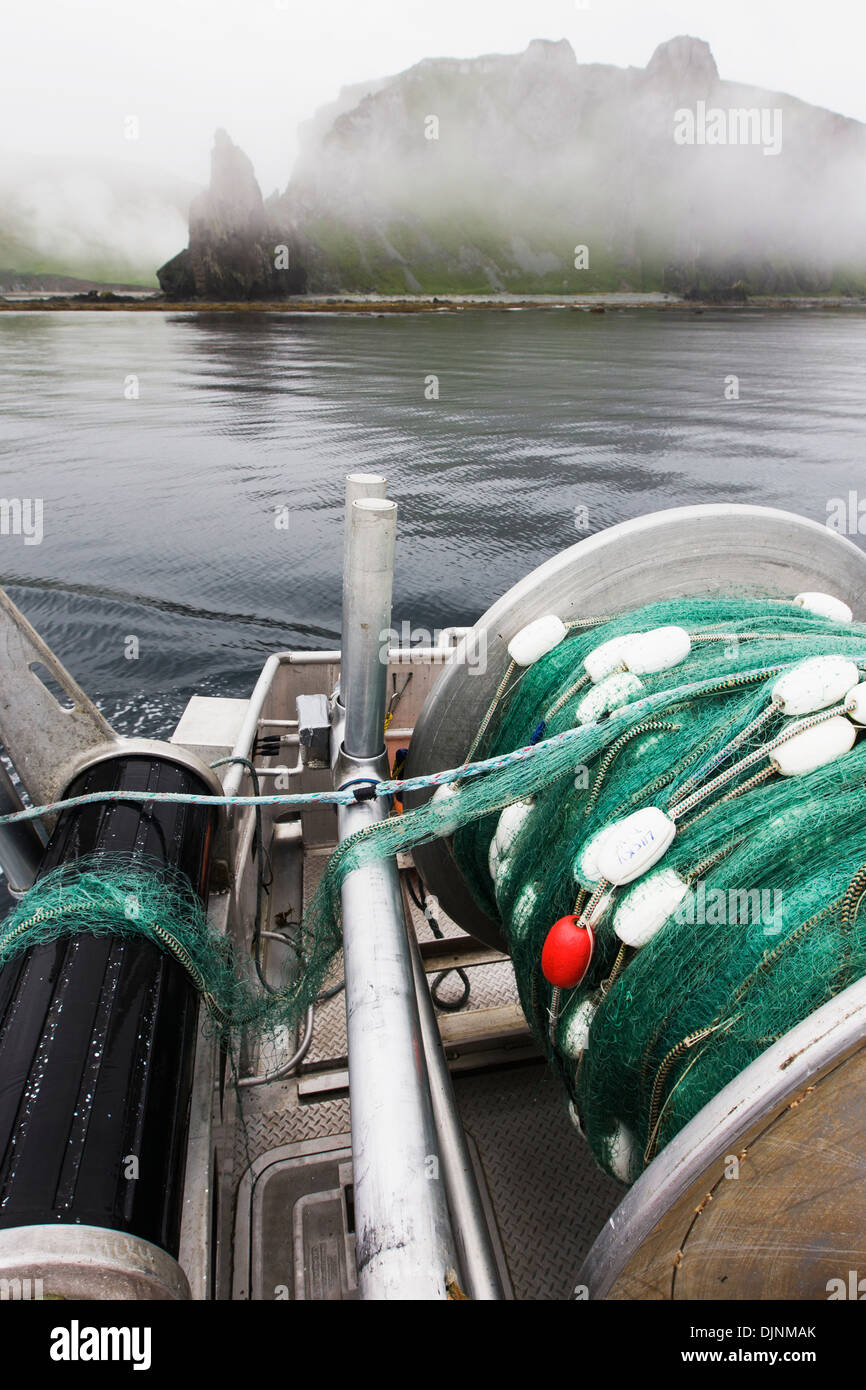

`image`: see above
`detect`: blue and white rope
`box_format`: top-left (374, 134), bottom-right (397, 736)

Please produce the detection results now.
top-left (0, 662), bottom-right (795, 831)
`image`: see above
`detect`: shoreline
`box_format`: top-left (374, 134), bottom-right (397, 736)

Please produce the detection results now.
top-left (2, 292), bottom-right (866, 314)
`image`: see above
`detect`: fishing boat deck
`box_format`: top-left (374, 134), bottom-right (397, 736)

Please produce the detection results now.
top-left (0, 610), bottom-right (625, 1301)
top-left (5, 499), bottom-right (866, 1302)
top-left (227, 838), bottom-right (622, 1300)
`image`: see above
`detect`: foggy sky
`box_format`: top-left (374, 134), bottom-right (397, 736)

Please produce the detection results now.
top-left (2, 0), bottom-right (865, 195)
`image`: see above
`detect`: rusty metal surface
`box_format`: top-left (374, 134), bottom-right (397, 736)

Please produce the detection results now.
top-left (580, 977), bottom-right (866, 1300)
top-left (599, 1046), bottom-right (866, 1301)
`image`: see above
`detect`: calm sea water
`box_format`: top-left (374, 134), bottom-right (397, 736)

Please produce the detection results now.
top-left (1, 307), bottom-right (865, 738)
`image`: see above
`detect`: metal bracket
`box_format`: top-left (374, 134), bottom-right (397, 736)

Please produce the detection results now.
top-left (0, 586), bottom-right (116, 806)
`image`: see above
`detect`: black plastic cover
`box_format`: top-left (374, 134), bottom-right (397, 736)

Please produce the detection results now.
top-left (0, 752), bottom-right (216, 1255)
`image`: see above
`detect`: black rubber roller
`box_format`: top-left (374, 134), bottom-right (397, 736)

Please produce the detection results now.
top-left (0, 745), bottom-right (218, 1257)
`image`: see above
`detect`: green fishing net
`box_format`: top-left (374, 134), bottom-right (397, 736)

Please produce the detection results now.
top-left (451, 596), bottom-right (866, 1182)
top-left (2, 594), bottom-right (865, 1186)
top-left (0, 855), bottom-right (337, 1053)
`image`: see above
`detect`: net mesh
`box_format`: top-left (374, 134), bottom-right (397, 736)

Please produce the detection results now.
top-left (2, 595), bottom-right (866, 1183)
top-left (0, 855), bottom-right (339, 1052)
top-left (451, 596), bottom-right (866, 1181)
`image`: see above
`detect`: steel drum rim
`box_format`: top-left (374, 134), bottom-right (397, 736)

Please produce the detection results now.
top-left (575, 972), bottom-right (866, 1299)
top-left (405, 504), bottom-right (866, 949)
top-left (58, 737), bottom-right (227, 801)
top-left (0, 1223), bottom-right (192, 1299)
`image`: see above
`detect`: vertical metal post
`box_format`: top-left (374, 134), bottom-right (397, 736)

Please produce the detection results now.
top-left (337, 791), bottom-right (457, 1299)
top-left (0, 761), bottom-right (46, 896)
top-left (343, 497), bottom-right (396, 760)
top-left (339, 474), bottom-right (387, 716)
top-left (406, 929), bottom-right (505, 1300)
top-left (336, 488), bottom-right (458, 1298)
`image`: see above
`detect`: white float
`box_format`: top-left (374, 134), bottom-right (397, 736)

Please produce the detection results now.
top-left (562, 998), bottom-right (598, 1060)
top-left (771, 655), bottom-right (860, 716)
top-left (793, 591), bottom-right (853, 624)
top-left (623, 625), bottom-right (691, 676)
top-left (575, 825), bottom-right (615, 887)
top-left (770, 715), bottom-right (857, 776)
top-left (507, 615), bottom-right (567, 667)
top-left (608, 1122), bottom-right (637, 1184)
top-left (510, 883), bottom-right (539, 938)
top-left (574, 672), bottom-right (644, 725)
top-left (584, 635), bottom-right (635, 684)
top-left (595, 808), bottom-right (677, 887)
top-left (494, 800), bottom-right (534, 856)
top-left (613, 867), bottom-right (689, 948)
top-left (430, 781), bottom-right (464, 836)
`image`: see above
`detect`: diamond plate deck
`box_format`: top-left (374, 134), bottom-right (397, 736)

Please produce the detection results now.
top-left (453, 1064), bottom-right (622, 1300)
top-left (298, 848), bottom-right (527, 1068)
top-left (231, 847), bottom-right (622, 1299)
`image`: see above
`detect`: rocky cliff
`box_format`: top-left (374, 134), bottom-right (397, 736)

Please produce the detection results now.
top-left (158, 130), bottom-right (306, 298)
top-left (163, 36), bottom-right (866, 297)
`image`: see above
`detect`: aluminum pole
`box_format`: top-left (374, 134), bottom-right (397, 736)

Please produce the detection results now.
top-left (406, 928), bottom-right (505, 1299)
top-left (339, 474), bottom-right (387, 716)
top-left (338, 774), bottom-right (458, 1299)
top-left (336, 490), bottom-right (459, 1298)
top-left (343, 472), bottom-right (387, 533)
top-left (0, 760), bottom-right (46, 895)
top-left (342, 497), bottom-right (396, 760)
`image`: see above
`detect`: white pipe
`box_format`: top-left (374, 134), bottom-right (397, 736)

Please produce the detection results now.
top-left (343, 498), bottom-right (398, 760)
top-left (335, 496), bottom-right (458, 1298)
top-left (340, 474), bottom-right (387, 714)
top-left (406, 926), bottom-right (505, 1299)
top-left (337, 759), bottom-right (457, 1299)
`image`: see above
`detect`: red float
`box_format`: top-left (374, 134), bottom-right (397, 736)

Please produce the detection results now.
top-left (541, 915), bottom-right (595, 988)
